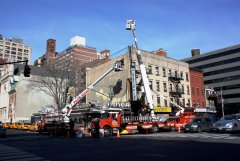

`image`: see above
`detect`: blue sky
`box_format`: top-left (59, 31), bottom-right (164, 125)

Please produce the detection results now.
top-left (1, 0), bottom-right (240, 64)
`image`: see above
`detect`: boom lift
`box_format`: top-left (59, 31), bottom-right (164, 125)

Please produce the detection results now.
top-left (126, 20), bottom-right (155, 118)
top-left (38, 60), bottom-right (123, 134)
top-left (61, 60), bottom-right (123, 123)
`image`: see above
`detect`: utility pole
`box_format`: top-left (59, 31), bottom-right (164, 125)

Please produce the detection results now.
top-left (221, 85), bottom-right (225, 119)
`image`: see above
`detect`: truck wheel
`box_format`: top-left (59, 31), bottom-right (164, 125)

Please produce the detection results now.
top-left (151, 124), bottom-right (159, 133)
top-left (232, 125), bottom-right (237, 133)
top-left (103, 126), bottom-right (112, 137)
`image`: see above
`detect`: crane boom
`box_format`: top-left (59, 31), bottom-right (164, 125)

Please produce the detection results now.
top-left (62, 61), bottom-right (123, 122)
top-left (126, 20), bottom-right (185, 117)
top-left (126, 20), bottom-right (155, 117)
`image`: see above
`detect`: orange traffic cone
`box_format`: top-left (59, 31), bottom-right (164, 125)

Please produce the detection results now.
top-left (67, 131), bottom-right (71, 140)
top-left (116, 130), bottom-right (120, 138)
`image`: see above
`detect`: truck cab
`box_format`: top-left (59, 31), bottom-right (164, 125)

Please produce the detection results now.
top-left (90, 110), bottom-right (122, 137)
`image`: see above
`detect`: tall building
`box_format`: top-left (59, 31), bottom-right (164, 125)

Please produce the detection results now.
top-left (0, 34), bottom-right (31, 64)
top-left (182, 45), bottom-right (240, 115)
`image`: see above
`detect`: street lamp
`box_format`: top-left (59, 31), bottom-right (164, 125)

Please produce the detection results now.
top-left (219, 77), bottom-right (231, 119)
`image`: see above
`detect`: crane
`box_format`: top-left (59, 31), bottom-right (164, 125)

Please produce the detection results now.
top-left (61, 60), bottom-right (123, 123)
top-left (126, 20), bottom-right (155, 118)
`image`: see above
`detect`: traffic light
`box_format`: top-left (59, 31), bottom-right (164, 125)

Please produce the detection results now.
top-left (24, 64), bottom-right (31, 77)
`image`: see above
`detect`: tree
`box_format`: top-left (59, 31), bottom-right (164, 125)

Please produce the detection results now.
top-left (26, 62), bottom-right (86, 114)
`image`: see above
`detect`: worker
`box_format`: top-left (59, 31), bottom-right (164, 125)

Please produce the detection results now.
top-left (69, 119), bottom-right (75, 137)
top-left (94, 118), bottom-right (100, 138)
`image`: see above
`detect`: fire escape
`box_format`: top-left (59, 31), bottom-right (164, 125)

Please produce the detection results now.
top-left (168, 70), bottom-right (184, 108)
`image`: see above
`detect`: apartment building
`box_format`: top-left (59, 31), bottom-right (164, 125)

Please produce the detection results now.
top-left (86, 47), bottom-right (192, 116)
top-left (0, 34), bottom-right (31, 63)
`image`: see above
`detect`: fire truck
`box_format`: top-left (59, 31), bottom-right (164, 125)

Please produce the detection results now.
top-left (38, 60), bottom-right (124, 135)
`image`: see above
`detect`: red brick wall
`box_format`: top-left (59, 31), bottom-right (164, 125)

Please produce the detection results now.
top-left (189, 69), bottom-right (206, 108)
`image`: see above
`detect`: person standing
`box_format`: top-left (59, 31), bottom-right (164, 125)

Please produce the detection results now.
top-left (94, 118), bottom-right (100, 138)
top-left (69, 119), bottom-right (75, 137)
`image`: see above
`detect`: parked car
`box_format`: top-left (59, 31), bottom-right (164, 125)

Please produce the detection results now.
top-left (184, 117), bottom-right (212, 133)
top-left (0, 125), bottom-right (6, 137)
top-left (212, 114), bottom-right (240, 132)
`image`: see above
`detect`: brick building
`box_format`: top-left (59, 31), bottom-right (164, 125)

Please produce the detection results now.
top-left (189, 67), bottom-right (206, 108)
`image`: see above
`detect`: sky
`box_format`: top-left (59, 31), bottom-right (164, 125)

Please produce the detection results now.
top-left (1, 0), bottom-right (240, 64)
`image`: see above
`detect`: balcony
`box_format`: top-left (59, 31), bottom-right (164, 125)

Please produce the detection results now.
top-left (168, 74), bottom-right (183, 83)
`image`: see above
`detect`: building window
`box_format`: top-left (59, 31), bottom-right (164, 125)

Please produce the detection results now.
top-left (163, 68), bottom-right (166, 77)
top-left (182, 99), bottom-right (185, 107)
top-left (164, 99), bottom-right (168, 107)
top-left (186, 73), bottom-right (189, 81)
top-left (168, 69), bottom-right (172, 77)
top-left (156, 81), bottom-right (160, 91)
top-left (201, 89), bottom-right (204, 96)
top-left (202, 101), bottom-right (205, 107)
top-left (193, 100), bottom-right (196, 107)
top-left (192, 87), bottom-right (195, 95)
top-left (187, 99), bottom-right (191, 107)
top-left (169, 84), bottom-right (172, 92)
top-left (148, 65), bottom-right (152, 74)
top-left (163, 83), bottom-right (167, 92)
top-left (197, 88), bottom-right (199, 95)
top-left (149, 80), bottom-right (153, 90)
top-left (155, 66), bottom-right (160, 75)
top-left (24, 49), bottom-right (29, 53)
top-left (157, 96), bottom-right (160, 106)
top-left (182, 85), bottom-right (184, 93)
top-left (11, 47), bottom-right (16, 51)
top-left (187, 86), bottom-right (190, 95)
top-left (175, 71), bottom-right (178, 77)
top-left (180, 72), bottom-right (183, 79)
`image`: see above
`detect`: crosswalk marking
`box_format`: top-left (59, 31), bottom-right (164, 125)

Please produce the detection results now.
top-left (123, 132), bottom-right (240, 141)
top-left (0, 145), bottom-right (50, 161)
top-left (0, 134), bottom-right (48, 142)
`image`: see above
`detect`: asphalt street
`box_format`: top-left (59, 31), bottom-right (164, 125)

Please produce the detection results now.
top-left (1, 130), bottom-right (240, 161)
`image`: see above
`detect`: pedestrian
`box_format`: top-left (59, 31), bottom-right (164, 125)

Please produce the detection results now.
top-left (94, 118), bottom-right (100, 138)
top-left (69, 119), bottom-right (75, 137)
